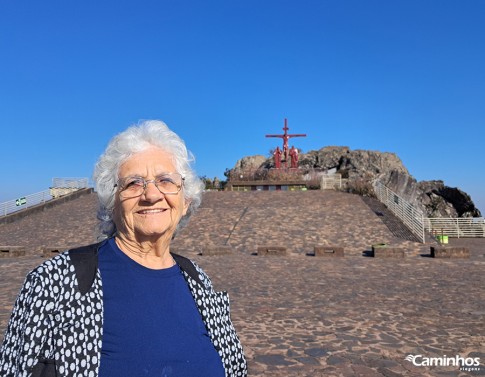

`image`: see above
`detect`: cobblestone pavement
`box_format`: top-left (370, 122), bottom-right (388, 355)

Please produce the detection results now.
top-left (1, 191), bottom-right (484, 376)
top-left (170, 191), bottom-right (436, 256)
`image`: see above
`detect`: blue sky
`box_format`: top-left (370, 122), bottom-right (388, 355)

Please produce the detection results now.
top-left (1, 0), bottom-right (484, 214)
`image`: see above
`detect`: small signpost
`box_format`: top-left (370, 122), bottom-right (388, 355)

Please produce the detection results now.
top-left (15, 197), bottom-right (27, 207)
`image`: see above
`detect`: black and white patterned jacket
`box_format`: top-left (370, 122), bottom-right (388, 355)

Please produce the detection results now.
top-left (0, 242), bottom-right (247, 377)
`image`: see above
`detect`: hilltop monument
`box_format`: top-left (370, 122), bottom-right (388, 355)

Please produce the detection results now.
top-left (226, 144), bottom-right (482, 218)
top-left (226, 118), bottom-right (313, 191)
top-left (266, 119), bottom-right (306, 168)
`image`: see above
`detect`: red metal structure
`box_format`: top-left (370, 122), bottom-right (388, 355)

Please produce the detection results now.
top-left (266, 119), bottom-right (306, 168)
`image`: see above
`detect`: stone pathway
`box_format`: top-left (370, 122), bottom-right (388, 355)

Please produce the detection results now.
top-left (1, 191), bottom-right (484, 376)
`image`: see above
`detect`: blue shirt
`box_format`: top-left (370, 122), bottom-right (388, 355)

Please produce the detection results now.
top-left (98, 238), bottom-right (225, 377)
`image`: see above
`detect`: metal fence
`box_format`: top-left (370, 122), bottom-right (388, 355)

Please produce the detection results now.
top-left (320, 174), bottom-right (342, 189)
top-left (52, 177), bottom-right (89, 188)
top-left (375, 181), bottom-right (485, 241)
top-left (374, 181), bottom-right (426, 243)
top-left (228, 167), bottom-right (327, 184)
top-left (0, 178), bottom-right (89, 217)
top-left (424, 217), bottom-right (485, 238)
top-left (0, 190), bottom-right (54, 216)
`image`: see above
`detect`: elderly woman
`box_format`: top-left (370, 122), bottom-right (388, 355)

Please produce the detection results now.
top-left (0, 120), bottom-right (247, 377)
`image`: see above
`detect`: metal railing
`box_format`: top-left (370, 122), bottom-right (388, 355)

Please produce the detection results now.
top-left (229, 167), bottom-right (326, 181)
top-left (0, 177), bottom-right (90, 217)
top-left (0, 190), bottom-right (53, 216)
top-left (321, 174), bottom-right (342, 189)
top-left (52, 177), bottom-right (89, 188)
top-left (424, 217), bottom-right (485, 238)
top-left (375, 181), bottom-right (485, 241)
top-left (228, 167), bottom-right (330, 189)
top-left (374, 181), bottom-right (426, 243)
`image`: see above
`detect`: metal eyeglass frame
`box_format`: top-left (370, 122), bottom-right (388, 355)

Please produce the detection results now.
top-left (114, 173), bottom-right (185, 196)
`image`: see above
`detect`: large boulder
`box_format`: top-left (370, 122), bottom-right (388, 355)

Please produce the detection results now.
top-left (294, 146), bottom-right (409, 180)
top-left (232, 155), bottom-right (268, 170)
top-left (299, 146), bottom-right (350, 170)
top-left (378, 171), bottom-right (481, 217)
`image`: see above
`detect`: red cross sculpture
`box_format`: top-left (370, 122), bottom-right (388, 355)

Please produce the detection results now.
top-left (266, 118), bottom-right (306, 168)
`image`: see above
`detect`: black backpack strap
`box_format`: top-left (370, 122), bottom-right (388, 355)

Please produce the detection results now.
top-left (68, 242), bottom-right (103, 295)
top-left (69, 244), bottom-right (202, 294)
top-left (171, 253), bottom-right (204, 287)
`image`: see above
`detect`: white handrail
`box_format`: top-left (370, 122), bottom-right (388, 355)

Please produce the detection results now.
top-left (0, 190), bottom-right (53, 216)
top-left (374, 181), bottom-right (485, 241)
top-left (320, 174), bottom-right (342, 189)
top-left (52, 177), bottom-right (89, 188)
top-left (424, 217), bottom-right (484, 238)
top-left (1, 177), bottom-right (90, 217)
top-left (374, 181), bottom-right (426, 243)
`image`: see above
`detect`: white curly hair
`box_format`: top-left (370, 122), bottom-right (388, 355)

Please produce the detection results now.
top-left (93, 120), bottom-right (204, 239)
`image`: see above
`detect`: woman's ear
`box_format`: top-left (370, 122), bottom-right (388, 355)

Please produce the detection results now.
top-left (183, 199), bottom-right (191, 216)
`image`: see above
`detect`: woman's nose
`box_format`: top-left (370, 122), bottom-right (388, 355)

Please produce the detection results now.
top-left (142, 181), bottom-right (165, 201)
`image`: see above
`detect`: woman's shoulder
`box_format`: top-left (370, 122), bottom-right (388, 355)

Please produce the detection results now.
top-left (23, 243), bottom-right (101, 300)
top-left (171, 253), bottom-right (214, 290)
top-left (28, 250), bottom-right (73, 281)
top-left (27, 241), bottom-right (100, 286)
top-left (190, 259), bottom-right (214, 290)
top-left (15, 251), bottom-right (74, 307)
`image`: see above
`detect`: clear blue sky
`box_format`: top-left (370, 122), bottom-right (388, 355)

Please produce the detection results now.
top-left (1, 0), bottom-right (484, 214)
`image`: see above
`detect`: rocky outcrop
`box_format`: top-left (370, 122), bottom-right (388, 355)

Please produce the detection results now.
top-left (227, 146), bottom-right (482, 218)
top-left (299, 146), bottom-right (409, 180)
top-left (380, 172), bottom-right (481, 217)
top-left (232, 155), bottom-right (268, 171)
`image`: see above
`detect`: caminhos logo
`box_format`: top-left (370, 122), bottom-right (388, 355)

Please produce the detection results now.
top-left (404, 355), bottom-right (419, 364)
top-left (405, 354), bottom-right (481, 372)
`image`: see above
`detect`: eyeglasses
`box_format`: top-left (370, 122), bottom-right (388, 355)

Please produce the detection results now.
top-left (115, 172), bottom-right (185, 198)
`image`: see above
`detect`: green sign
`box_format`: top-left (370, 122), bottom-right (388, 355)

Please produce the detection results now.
top-left (15, 197), bottom-right (27, 206)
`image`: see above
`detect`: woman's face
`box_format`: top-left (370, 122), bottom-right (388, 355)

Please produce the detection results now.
top-left (113, 147), bottom-right (189, 242)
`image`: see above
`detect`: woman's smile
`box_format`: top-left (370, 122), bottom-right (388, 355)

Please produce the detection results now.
top-left (136, 208), bottom-right (168, 215)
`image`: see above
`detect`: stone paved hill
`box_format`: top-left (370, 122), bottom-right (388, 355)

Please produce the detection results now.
top-left (0, 192), bottom-right (98, 253)
top-left (1, 191), bottom-right (484, 377)
top-left (0, 190), bottom-right (430, 255)
top-left (171, 190), bottom-right (430, 255)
